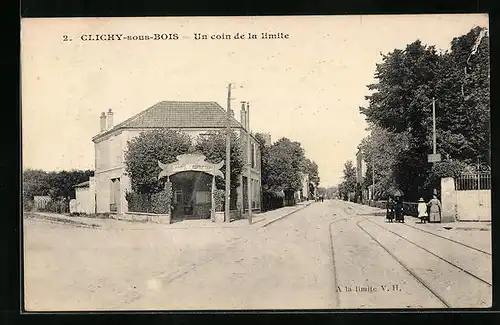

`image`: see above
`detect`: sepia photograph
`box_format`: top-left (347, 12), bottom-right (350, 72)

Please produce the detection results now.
top-left (21, 14), bottom-right (491, 311)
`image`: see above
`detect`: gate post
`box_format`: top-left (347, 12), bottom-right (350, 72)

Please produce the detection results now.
top-left (441, 177), bottom-right (456, 223)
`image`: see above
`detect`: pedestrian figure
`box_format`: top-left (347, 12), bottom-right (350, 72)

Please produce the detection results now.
top-left (386, 197), bottom-right (395, 222)
top-left (394, 196), bottom-right (404, 223)
top-left (427, 195), bottom-right (442, 223)
top-left (417, 198), bottom-right (428, 223)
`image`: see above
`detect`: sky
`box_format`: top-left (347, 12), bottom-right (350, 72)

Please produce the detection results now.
top-left (21, 14), bottom-right (488, 187)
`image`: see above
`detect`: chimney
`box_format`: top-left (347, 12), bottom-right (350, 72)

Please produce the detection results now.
top-left (107, 109), bottom-right (114, 130)
top-left (240, 101), bottom-right (246, 129)
top-left (246, 102), bottom-right (250, 130)
top-left (99, 112), bottom-right (107, 132)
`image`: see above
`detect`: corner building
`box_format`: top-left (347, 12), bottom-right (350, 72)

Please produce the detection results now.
top-left (92, 101), bottom-right (262, 219)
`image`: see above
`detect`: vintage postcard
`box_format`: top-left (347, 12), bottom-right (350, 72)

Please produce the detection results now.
top-left (21, 14), bottom-right (491, 311)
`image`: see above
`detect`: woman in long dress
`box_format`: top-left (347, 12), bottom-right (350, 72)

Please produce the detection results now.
top-left (427, 195), bottom-right (442, 223)
top-left (394, 196), bottom-right (404, 223)
top-left (417, 198), bottom-right (428, 223)
top-left (386, 197), bottom-right (395, 222)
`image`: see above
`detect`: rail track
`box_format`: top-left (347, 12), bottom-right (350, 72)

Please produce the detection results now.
top-left (365, 218), bottom-right (491, 286)
top-left (400, 220), bottom-right (491, 256)
top-left (355, 219), bottom-right (451, 307)
top-left (328, 202), bottom-right (384, 308)
top-left (355, 217), bottom-right (491, 308)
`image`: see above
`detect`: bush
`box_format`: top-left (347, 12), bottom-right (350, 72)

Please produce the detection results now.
top-left (23, 199), bottom-right (34, 212)
top-left (424, 160), bottom-right (467, 191)
top-left (126, 192), bottom-right (150, 213)
top-left (151, 191), bottom-right (171, 214)
top-left (126, 183), bottom-right (172, 214)
top-left (213, 189), bottom-right (225, 212)
top-left (40, 198), bottom-right (69, 214)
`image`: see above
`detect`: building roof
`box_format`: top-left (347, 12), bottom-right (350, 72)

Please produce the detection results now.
top-left (93, 101), bottom-right (244, 141)
top-left (73, 181), bottom-right (90, 188)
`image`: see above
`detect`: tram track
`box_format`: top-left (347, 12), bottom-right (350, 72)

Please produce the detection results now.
top-left (400, 221), bottom-right (491, 256)
top-left (356, 217), bottom-right (491, 308)
top-left (355, 219), bottom-right (450, 307)
top-left (328, 203), bottom-right (385, 308)
top-left (366, 218), bottom-right (491, 287)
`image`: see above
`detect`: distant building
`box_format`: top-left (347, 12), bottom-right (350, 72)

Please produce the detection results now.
top-left (356, 148), bottom-right (367, 184)
top-left (90, 101), bottom-right (262, 220)
top-left (296, 172), bottom-right (310, 201)
top-left (259, 133), bottom-right (272, 147)
top-left (71, 177), bottom-right (96, 214)
top-left (356, 148), bottom-right (368, 203)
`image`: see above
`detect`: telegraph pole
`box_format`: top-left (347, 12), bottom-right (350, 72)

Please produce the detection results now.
top-left (225, 83), bottom-right (232, 223)
top-left (246, 102), bottom-right (252, 224)
top-left (432, 97), bottom-right (436, 155)
top-left (372, 161), bottom-right (375, 204)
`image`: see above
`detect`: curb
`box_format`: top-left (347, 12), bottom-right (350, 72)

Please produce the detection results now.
top-left (26, 213), bottom-right (101, 228)
top-left (260, 202), bottom-right (313, 227)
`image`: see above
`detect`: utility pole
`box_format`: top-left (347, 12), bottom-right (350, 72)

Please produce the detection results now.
top-left (247, 102), bottom-right (252, 224)
top-left (432, 97), bottom-right (438, 197)
top-left (225, 83), bottom-right (232, 223)
top-left (372, 161), bottom-right (375, 204)
top-left (432, 97), bottom-right (436, 155)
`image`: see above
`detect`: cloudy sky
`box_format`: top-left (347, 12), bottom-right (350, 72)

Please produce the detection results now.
top-left (21, 14), bottom-right (488, 187)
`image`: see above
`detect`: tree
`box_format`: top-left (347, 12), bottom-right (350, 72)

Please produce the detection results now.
top-left (194, 131), bottom-right (244, 209)
top-left (254, 133), bottom-right (269, 148)
top-left (342, 160), bottom-right (357, 196)
top-left (125, 129), bottom-right (192, 194)
top-left (48, 170), bottom-right (95, 199)
top-left (359, 125), bottom-right (410, 199)
top-left (359, 28), bottom-right (489, 201)
top-left (338, 182), bottom-right (348, 201)
top-left (262, 137), bottom-right (306, 194)
top-left (23, 169), bottom-right (51, 201)
top-left (22, 168), bottom-right (94, 201)
top-left (302, 158), bottom-right (320, 187)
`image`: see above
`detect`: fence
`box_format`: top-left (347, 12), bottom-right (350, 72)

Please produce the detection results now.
top-left (455, 172), bottom-right (491, 191)
top-left (367, 200), bottom-right (419, 217)
top-left (454, 172), bottom-right (491, 221)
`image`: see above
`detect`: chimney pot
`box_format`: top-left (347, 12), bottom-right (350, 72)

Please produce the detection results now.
top-left (107, 109), bottom-right (114, 129)
top-left (246, 102), bottom-right (250, 130)
top-left (240, 101), bottom-right (246, 129)
top-left (100, 112), bottom-right (107, 132)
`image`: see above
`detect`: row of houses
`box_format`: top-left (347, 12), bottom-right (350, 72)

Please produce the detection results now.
top-left (71, 100), bottom-right (314, 221)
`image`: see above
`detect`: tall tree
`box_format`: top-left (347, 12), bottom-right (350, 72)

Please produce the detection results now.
top-left (22, 169), bottom-right (94, 201)
top-left (262, 137), bottom-right (306, 193)
top-left (302, 158), bottom-right (320, 187)
top-left (125, 129), bottom-right (192, 194)
top-left (359, 125), bottom-right (410, 199)
top-left (342, 160), bottom-right (357, 195)
top-left (22, 169), bottom-right (51, 201)
top-left (194, 131), bottom-right (243, 191)
top-left (194, 131), bottom-right (243, 210)
top-left (359, 28), bottom-right (489, 200)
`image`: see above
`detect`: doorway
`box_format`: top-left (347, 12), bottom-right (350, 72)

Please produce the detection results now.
top-left (170, 171), bottom-right (212, 221)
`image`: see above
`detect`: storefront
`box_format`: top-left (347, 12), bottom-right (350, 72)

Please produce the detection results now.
top-left (158, 153), bottom-right (224, 221)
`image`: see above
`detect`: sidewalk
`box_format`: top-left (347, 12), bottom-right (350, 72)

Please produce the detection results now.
top-left (25, 212), bottom-right (105, 228)
top-left (254, 200), bottom-right (314, 227)
top-left (24, 201), bottom-right (314, 230)
top-left (406, 215), bottom-right (491, 231)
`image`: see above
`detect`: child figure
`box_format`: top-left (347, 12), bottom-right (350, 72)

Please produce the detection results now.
top-left (417, 198), bottom-right (428, 223)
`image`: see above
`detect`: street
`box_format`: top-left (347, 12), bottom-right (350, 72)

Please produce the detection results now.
top-left (24, 200), bottom-right (491, 311)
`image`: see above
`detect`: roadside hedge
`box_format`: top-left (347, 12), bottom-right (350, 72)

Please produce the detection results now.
top-left (126, 182), bottom-right (172, 214)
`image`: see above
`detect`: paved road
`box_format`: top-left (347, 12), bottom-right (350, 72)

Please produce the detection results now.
top-left (23, 199), bottom-right (492, 310)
